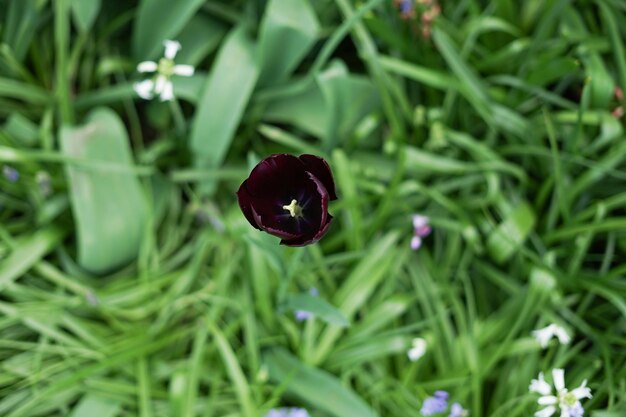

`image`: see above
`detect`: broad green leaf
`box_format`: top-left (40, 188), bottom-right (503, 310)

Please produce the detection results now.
top-left (317, 60), bottom-right (379, 147)
top-left (132, 0), bottom-right (205, 59)
top-left (264, 348), bottom-right (378, 417)
top-left (3, 0), bottom-right (42, 61)
top-left (261, 78), bottom-right (327, 138)
top-left (175, 14), bottom-right (226, 67)
top-left (257, 0), bottom-right (319, 87)
top-left (190, 26), bottom-right (259, 194)
top-left (71, 0), bottom-right (101, 33)
top-left (262, 62), bottom-right (379, 145)
top-left (284, 293), bottom-right (349, 327)
top-left (59, 107), bottom-right (148, 273)
top-left (69, 395), bottom-right (120, 417)
top-left (487, 202), bottom-right (536, 264)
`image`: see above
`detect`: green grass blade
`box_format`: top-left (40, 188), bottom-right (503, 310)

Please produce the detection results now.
top-left (284, 293), bottom-right (349, 327)
top-left (0, 226), bottom-right (65, 291)
top-left (264, 348), bottom-right (378, 417)
top-left (69, 395), bottom-right (120, 417)
top-left (209, 322), bottom-right (255, 417)
top-left (70, 0), bottom-right (101, 33)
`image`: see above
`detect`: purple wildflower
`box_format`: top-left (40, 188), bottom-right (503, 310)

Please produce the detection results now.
top-left (3, 165), bottom-right (19, 182)
top-left (448, 402), bottom-right (468, 417)
top-left (264, 408), bottom-right (310, 417)
top-left (399, 0), bottom-right (412, 13)
top-left (411, 214), bottom-right (432, 251)
top-left (294, 310), bottom-right (313, 321)
top-left (294, 288), bottom-right (319, 321)
top-left (421, 390), bottom-right (449, 415)
top-left (569, 403), bottom-right (584, 417)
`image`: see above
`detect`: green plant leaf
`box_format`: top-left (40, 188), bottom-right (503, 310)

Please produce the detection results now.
top-left (487, 202), bottom-right (536, 264)
top-left (190, 26), bottom-right (259, 195)
top-left (69, 395), bottom-right (120, 417)
top-left (132, 0), bottom-right (205, 60)
top-left (262, 62), bottom-right (379, 145)
top-left (174, 14), bottom-right (226, 67)
top-left (71, 0), bottom-right (101, 33)
top-left (264, 348), bottom-right (378, 417)
top-left (2, 0), bottom-right (42, 61)
top-left (257, 0), bottom-right (319, 87)
top-left (284, 293), bottom-right (349, 327)
top-left (59, 107), bottom-right (148, 273)
top-left (0, 226), bottom-right (65, 291)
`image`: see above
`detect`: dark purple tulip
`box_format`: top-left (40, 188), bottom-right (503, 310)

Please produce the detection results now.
top-left (237, 154), bottom-right (337, 246)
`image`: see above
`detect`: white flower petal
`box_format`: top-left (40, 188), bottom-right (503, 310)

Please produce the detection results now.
top-left (407, 338), bottom-right (427, 362)
top-left (173, 64), bottom-right (194, 76)
top-left (163, 40), bottom-right (181, 59)
top-left (530, 373), bottom-right (552, 396)
top-left (571, 380), bottom-right (592, 399)
top-left (134, 79), bottom-right (154, 99)
top-left (553, 326), bottom-right (571, 345)
top-left (137, 61), bottom-right (158, 73)
top-left (553, 369), bottom-right (565, 392)
top-left (154, 75), bottom-right (167, 94)
top-left (559, 408), bottom-right (569, 417)
top-left (538, 396), bottom-right (558, 405)
top-left (535, 406), bottom-right (556, 417)
top-left (159, 80), bottom-right (174, 101)
top-left (532, 325), bottom-right (555, 348)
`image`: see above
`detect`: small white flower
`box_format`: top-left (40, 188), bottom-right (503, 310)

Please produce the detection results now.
top-left (529, 369), bottom-right (592, 417)
top-left (532, 324), bottom-right (571, 348)
top-left (134, 39), bottom-right (194, 101)
top-left (407, 337), bottom-right (427, 362)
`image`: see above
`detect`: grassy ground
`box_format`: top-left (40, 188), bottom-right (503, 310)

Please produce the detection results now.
top-left (1, 0), bottom-right (626, 416)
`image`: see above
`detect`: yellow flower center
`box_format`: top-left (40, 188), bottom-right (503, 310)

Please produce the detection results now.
top-left (157, 58), bottom-right (175, 77)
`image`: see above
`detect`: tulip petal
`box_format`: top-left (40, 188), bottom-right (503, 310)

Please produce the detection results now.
top-left (281, 215), bottom-right (332, 246)
top-left (246, 154), bottom-right (307, 198)
top-left (304, 171), bottom-right (329, 230)
top-left (251, 205), bottom-right (300, 240)
top-left (236, 180), bottom-right (262, 231)
top-left (237, 153), bottom-right (336, 246)
top-left (299, 154), bottom-right (337, 200)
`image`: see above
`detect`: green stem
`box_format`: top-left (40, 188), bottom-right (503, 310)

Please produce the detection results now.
top-left (55, 0), bottom-right (74, 124)
top-left (169, 98), bottom-right (186, 137)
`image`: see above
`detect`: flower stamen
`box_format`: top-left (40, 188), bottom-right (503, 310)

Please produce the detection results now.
top-left (283, 199), bottom-right (303, 218)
